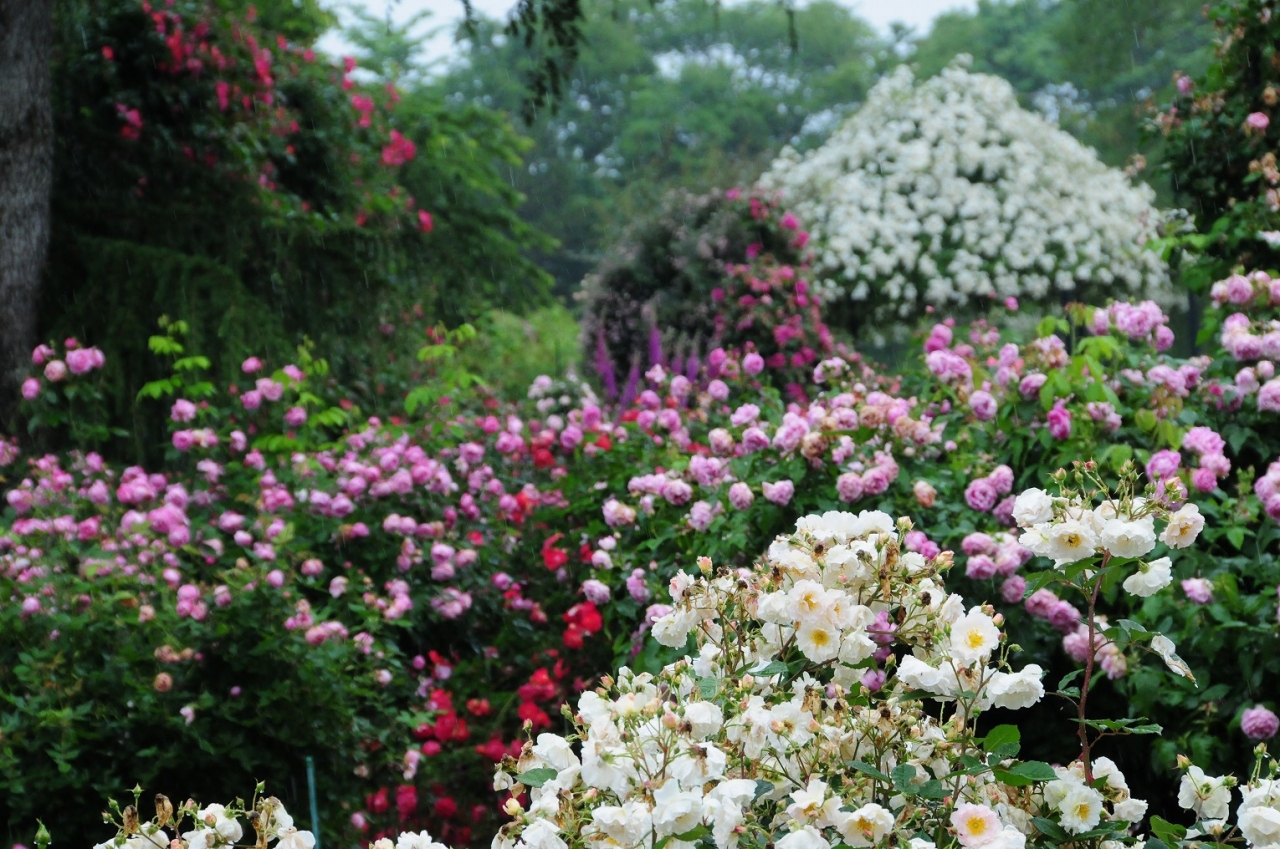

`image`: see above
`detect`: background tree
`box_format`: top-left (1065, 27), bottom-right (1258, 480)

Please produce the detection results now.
top-left (30, 0), bottom-right (550, 460)
top-left (0, 0), bottom-right (53, 430)
top-left (436, 0), bottom-right (886, 294)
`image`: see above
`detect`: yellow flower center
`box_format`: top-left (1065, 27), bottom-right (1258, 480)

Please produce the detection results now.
top-left (966, 629), bottom-right (986, 650)
top-left (810, 629), bottom-right (832, 647)
top-left (1074, 802), bottom-right (1092, 820)
top-left (1063, 532), bottom-right (1081, 547)
top-left (965, 815), bottom-right (989, 836)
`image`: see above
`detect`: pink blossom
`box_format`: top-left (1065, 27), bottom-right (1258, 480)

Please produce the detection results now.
top-left (581, 579), bottom-right (612, 605)
top-left (20, 378), bottom-right (39, 400)
top-left (964, 478), bottom-right (998, 512)
top-left (1181, 578), bottom-right (1213, 604)
top-left (969, 390), bottom-right (997, 421)
top-left (626, 568), bottom-right (650, 602)
top-left (44, 360), bottom-right (67, 382)
top-left (1259, 378), bottom-right (1280, 412)
top-left (687, 500), bottom-right (715, 531)
top-left (1047, 402), bottom-right (1072, 440)
top-left (171, 399), bottom-right (197, 422)
top-left (1018, 373), bottom-right (1047, 396)
top-left (285, 406), bottom-right (307, 427)
top-left (1247, 111), bottom-right (1271, 131)
top-left (1025, 588), bottom-right (1059, 618)
top-left (742, 353), bottom-right (764, 375)
top-left (1242, 705), bottom-right (1280, 740)
top-left (728, 482), bottom-right (754, 510)
top-left (242, 357), bottom-right (263, 373)
top-left (66, 348), bottom-right (98, 375)
top-left (836, 472), bottom-right (864, 502)
top-left (762, 479), bottom-right (794, 506)
top-left (1146, 449), bottom-right (1182, 480)
top-left (1000, 575), bottom-right (1026, 604)
top-left (965, 555), bottom-right (997, 580)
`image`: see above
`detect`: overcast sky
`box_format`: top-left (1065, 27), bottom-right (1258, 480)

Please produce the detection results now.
top-left (317, 0), bottom-right (978, 68)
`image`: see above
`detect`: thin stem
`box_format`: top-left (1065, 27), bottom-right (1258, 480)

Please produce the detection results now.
top-left (1076, 554), bottom-right (1109, 781)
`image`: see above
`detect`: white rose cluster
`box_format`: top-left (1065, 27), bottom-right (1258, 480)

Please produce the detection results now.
top-left (486, 509), bottom-right (1161, 849)
top-left (759, 60), bottom-right (1169, 321)
top-left (94, 797), bottom-right (316, 849)
top-left (1012, 486), bottom-right (1202, 578)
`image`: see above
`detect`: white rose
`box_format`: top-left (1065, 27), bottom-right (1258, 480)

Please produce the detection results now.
top-left (1100, 518), bottom-right (1156, 559)
top-left (1112, 798), bottom-right (1148, 823)
top-left (1013, 488), bottom-right (1055, 526)
top-left (1162, 503), bottom-right (1205, 549)
top-left (1042, 519), bottom-right (1099, 565)
top-left (1122, 557), bottom-right (1172, 598)
top-left (1240, 806), bottom-right (1280, 848)
top-left (897, 656), bottom-right (947, 693)
top-left (1152, 634), bottom-right (1195, 681)
top-left (1178, 768), bottom-right (1232, 820)
top-left (987, 664), bottom-right (1045, 710)
top-left (518, 819), bottom-right (568, 849)
top-left (776, 826), bottom-right (831, 849)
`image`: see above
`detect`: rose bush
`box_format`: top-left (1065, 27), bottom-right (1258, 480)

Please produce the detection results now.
top-left (89, 476), bottom-right (1280, 849)
top-left (760, 59), bottom-right (1170, 327)
top-left (8, 272), bottom-right (1280, 845)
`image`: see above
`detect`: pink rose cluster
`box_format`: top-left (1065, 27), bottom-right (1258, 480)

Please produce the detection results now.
top-left (1091, 300), bottom-right (1175, 351)
top-left (1254, 458), bottom-right (1280, 522)
top-left (1062, 615), bottom-right (1128, 679)
top-left (960, 530), bottom-right (1031, 593)
top-left (964, 464), bottom-right (1015, 516)
top-left (21, 340), bottom-right (107, 399)
top-left (1144, 427), bottom-right (1231, 494)
top-left (1211, 271), bottom-right (1280, 311)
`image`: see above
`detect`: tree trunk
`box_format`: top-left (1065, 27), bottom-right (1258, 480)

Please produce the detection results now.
top-left (0, 0), bottom-right (53, 433)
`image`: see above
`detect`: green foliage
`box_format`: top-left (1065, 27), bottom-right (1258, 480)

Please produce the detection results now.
top-left (42, 0), bottom-right (551, 463)
top-left (1154, 0), bottom-right (1280, 290)
top-left (455, 305), bottom-right (583, 400)
top-left (436, 0), bottom-right (886, 293)
top-left (911, 0), bottom-right (1212, 189)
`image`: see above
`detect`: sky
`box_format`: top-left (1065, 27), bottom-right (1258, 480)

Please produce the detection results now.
top-left (317, 0), bottom-right (978, 69)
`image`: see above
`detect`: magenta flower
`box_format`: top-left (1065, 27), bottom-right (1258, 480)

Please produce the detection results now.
top-left (1243, 705), bottom-right (1280, 740)
top-left (762, 479), bottom-right (794, 506)
top-left (1047, 402), bottom-right (1072, 440)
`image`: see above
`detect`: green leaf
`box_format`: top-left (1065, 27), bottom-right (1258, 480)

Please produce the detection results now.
top-left (517, 768), bottom-right (558, 787)
top-left (1031, 817), bottom-right (1071, 843)
top-left (1227, 526), bottom-right (1246, 551)
top-left (1150, 816), bottom-right (1187, 844)
top-left (753, 660), bottom-right (789, 677)
top-left (846, 761), bottom-right (890, 782)
top-left (696, 677), bottom-right (718, 699)
top-left (891, 763), bottom-right (917, 790)
top-left (674, 825), bottom-right (710, 842)
top-left (983, 724), bottom-right (1020, 754)
top-left (915, 779), bottom-right (946, 799)
top-left (752, 780), bottom-right (774, 800)
top-left (1008, 761), bottom-right (1058, 781)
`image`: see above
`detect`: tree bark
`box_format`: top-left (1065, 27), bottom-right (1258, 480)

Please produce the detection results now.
top-left (0, 0), bottom-right (53, 433)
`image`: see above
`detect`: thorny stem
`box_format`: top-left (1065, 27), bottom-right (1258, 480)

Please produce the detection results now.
top-left (1077, 553), bottom-right (1109, 782)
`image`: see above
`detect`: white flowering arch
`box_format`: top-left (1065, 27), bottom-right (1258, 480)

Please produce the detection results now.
top-left (760, 60), bottom-right (1169, 321)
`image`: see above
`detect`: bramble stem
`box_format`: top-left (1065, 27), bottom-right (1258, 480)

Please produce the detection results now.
top-left (1077, 554), bottom-right (1109, 781)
